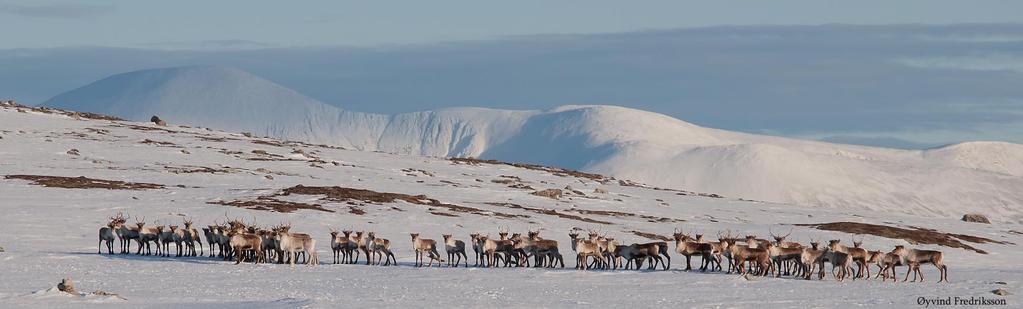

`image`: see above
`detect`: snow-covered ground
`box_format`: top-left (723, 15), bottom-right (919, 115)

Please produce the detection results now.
top-left (42, 66), bottom-right (1023, 220)
top-left (0, 104), bottom-right (1020, 308)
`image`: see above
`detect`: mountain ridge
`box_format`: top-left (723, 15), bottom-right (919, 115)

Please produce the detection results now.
top-left (42, 66), bottom-right (1023, 219)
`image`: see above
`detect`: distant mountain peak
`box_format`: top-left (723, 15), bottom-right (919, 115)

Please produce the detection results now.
top-left (41, 67), bottom-right (1023, 219)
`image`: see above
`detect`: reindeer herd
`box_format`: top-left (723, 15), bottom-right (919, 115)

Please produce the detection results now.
top-left (97, 213), bottom-right (949, 283)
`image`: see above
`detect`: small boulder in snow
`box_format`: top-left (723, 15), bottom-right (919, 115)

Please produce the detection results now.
top-left (57, 278), bottom-right (76, 294)
top-left (962, 213), bottom-right (991, 224)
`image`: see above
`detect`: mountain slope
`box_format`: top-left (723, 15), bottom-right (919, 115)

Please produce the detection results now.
top-left (42, 66), bottom-right (1023, 220)
top-left (4, 102), bottom-right (1021, 307)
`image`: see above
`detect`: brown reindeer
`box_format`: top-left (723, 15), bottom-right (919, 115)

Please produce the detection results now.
top-left (226, 227), bottom-right (264, 264)
top-left (568, 232), bottom-right (605, 270)
top-left (891, 245), bottom-right (948, 283)
top-left (673, 229), bottom-right (717, 271)
top-left (828, 239), bottom-right (869, 279)
top-left (411, 233), bottom-right (444, 267)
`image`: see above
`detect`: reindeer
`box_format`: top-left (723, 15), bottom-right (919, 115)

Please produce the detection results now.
top-left (274, 228), bottom-right (318, 266)
top-left (329, 228), bottom-right (353, 264)
top-left (617, 243), bottom-right (663, 270)
top-left (469, 233), bottom-right (483, 267)
top-left (116, 219), bottom-right (139, 254)
top-left (828, 239), bottom-right (869, 280)
top-left (442, 234), bottom-right (469, 267)
top-left (410, 233), bottom-right (444, 267)
top-left (723, 235), bottom-right (774, 276)
top-left (157, 225), bottom-right (180, 257)
top-left (863, 250), bottom-right (884, 280)
top-left (367, 232), bottom-right (397, 266)
top-left (891, 245), bottom-right (948, 283)
top-left (97, 216), bottom-right (121, 254)
top-left (496, 227), bottom-right (518, 266)
top-left (799, 238), bottom-right (827, 280)
top-left (351, 231), bottom-right (367, 264)
top-left (765, 230), bottom-right (803, 276)
top-left (673, 228), bottom-right (717, 271)
top-left (696, 233), bottom-right (725, 271)
top-left (478, 235), bottom-right (513, 267)
top-left (568, 232), bottom-right (605, 270)
top-left (135, 217), bottom-right (161, 256)
top-left (182, 219), bottom-right (203, 257)
top-left (874, 251), bottom-right (904, 282)
top-left (822, 248), bottom-right (855, 281)
top-left (226, 227), bottom-right (264, 264)
top-left (527, 230), bottom-right (564, 268)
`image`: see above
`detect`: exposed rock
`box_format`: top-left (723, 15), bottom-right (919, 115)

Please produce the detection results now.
top-left (150, 115), bottom-right (167, 126)
top-left (58, 278), bottom-right (76, 294)
top-left (66, 149), bottom-right (80, 156)
top-left (593, 187), bottom-right (608, 194)
top-left (962, 213), bottom-right (991, 224)
top-left (992, 288), bottom-right (1010, 296)
top-left (531, 188), bottom-right (563, 199)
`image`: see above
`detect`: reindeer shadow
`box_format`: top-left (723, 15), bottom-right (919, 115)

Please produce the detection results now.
top-left (66, 251), bottom-right (232, 265)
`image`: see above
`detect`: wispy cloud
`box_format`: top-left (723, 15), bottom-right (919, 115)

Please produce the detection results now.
top-left (0, 2), bottom-right (112, 19)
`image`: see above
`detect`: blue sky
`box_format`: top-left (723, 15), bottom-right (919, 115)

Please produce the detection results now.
top-left (2, 1), bottom-right (1023, 148)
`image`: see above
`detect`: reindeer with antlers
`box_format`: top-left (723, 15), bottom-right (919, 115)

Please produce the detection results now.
top-left (828, 238), bottom-right (869, 280)
top-left (329, 228), bottom-right (353, 264)
top-left (134, 217), bottom-right (161, 256)
top-left (767, 229), bottom-right (804, 277)
top-left (799, 237), bottom-right (827, 280)
top-left (97, 214), bottom-right (123, 254)
top-left (182, 219), bottom-right (203, 257)
top-left (274, 225), bottom-right (318, 266)
top-left (721, 232), bottom-right (773, 276)
top-left (568, 231), bottom-right (606, 270)
top-left (367, 232), bottom-right (397, 266)
top-left (673, 228), bottom-right (718, 272)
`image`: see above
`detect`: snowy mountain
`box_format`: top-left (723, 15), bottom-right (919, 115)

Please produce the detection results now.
top-left (1, 103), bottom-right (1020, 307)
top-left (42, 66), bottom-right (1023, 220)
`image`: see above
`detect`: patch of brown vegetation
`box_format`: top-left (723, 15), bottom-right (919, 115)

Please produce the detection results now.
top-left (629, 230), bottom-right (672, 242)
top-left (252, 139), bottom-right (285, 147)
top-left (165, 165), bottom-right (234, 174)
top-left (568, 208), bottom-right (684, 223)
top-left (116, 123), bottom-right (179, 134)
top-left (794, 222), bottom-right (1011, 254)
top-left (430, 211), bottom-right (459, 217)
top-left (508, 183), bottom-right (535, 190)
top-left (531, 188), bottom-right (563, 199)
top-left (402, 168), bottom-right (435, 177)
top-left (196, 136), bottom-right (232, 142)
top-left (450, 157), bottom-right (605, 181)
top-left (2, 102), bottom-right (124, 121)
top-left (619, 179), bottom-right (724, 198)
top-left (280, 185), bottom-right (526, 219)
top-left (140, 139), bottom-right (178, 146)
top-left (486, 202), bottom-right (611, 224)
top-left (208, 196), bottom-right (333, 213)
top-left (5, 174), bottom-right (164, 190)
